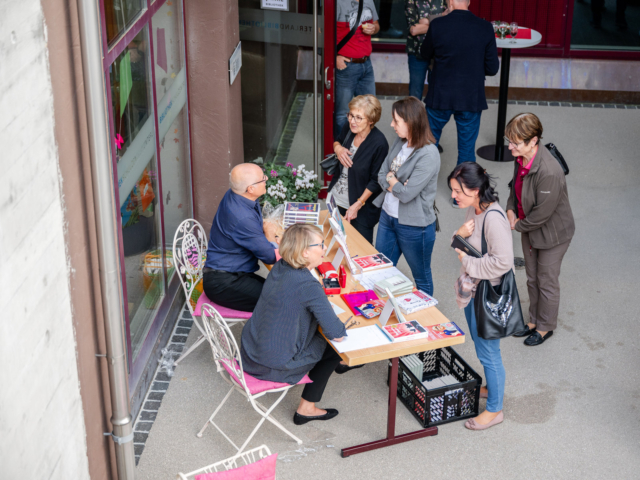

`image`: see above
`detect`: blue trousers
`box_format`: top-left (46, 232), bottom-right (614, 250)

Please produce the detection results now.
top-left (408, 55), bottom-right (429, 101)
top-left (464, 298), bottom-right (505, 412)
top-left (427, 108), bottom-right (482, 164)
top-left (374, 210), bottom-right (436, 296)
top-left (334, 58), bottom-right (376, 138)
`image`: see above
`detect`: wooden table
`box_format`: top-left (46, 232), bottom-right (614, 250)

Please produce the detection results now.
top-left (315, 211), bottom-right (465, 457)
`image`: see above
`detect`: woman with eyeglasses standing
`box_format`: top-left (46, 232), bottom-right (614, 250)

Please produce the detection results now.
top-left (373, 96), bottom-right (440, 295)
top-left (328, 95), bottom-right (390, 244)
top-left (241, 224), bottom-right (347, 425)
top-left (504, 113), bottom-right (575, 346)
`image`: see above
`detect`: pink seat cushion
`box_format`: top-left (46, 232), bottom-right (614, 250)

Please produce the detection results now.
top-left (195, 453), bottom-right (277, 480)
top-left (194, 291), bottom-right (253, 319)
top-left (221, 359), bottom-right (312, 395)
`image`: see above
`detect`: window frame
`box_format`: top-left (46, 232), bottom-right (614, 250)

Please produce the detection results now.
top-left (99, 0), bottom-right (194, 380)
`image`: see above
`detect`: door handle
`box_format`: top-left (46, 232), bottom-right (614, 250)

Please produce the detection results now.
top-left (324, 67), bottom-right (331, 90)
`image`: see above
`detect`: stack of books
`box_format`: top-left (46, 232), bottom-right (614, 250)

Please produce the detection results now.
top-left (284, 202), bottom-right (321, 229)
top-left (396, 290), bottom-right (438, 315)
top-left (401, 354), bottom-right (424, 380)
top-left (374, 272), bottom-right (413, 297)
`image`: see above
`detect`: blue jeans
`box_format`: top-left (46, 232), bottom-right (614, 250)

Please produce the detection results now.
top-left (427, 108), bottom-right (482, 164)
top-left (464, 299), bottom-right (505, 413)
top-left (408, 55), bottom-right (429, 101)
top-left (374, 210), bottom-right (436, 295)
top-left (334, 58), bottom-right (376, 138)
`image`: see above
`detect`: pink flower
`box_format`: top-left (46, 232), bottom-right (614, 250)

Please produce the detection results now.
top-left (270, 170), bottom-right (278, 177)
top-left (292, 170), bottom-right (297, 176)
top-left (286, 162), bottom-right (294, 168)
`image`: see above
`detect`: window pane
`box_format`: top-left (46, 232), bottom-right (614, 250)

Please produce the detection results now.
top-left (104, 0), bottom-right (145, 45)
top-left (571, 0), bottom-right (640, 50)
top-left (371, 0), bottom-right (446, 44)
top-left (151, 0), bottom-right (192, 276)
top-left (109, 27), bottom-right (165, 360)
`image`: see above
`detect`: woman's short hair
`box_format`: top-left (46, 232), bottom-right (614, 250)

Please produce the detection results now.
top-left (279, 224), bottom-right (323, 269)
top-left (505, 112), bottom-right (543, 145)
top-left (349, 94), bottom-right (382, 126)
top-left (447, 162), bottom-right (499, 211)
top-left (392, 97), bottom-right (436, 149)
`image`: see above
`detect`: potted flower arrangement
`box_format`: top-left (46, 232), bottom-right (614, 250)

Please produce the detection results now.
top-left (262, 161), bottom-right (321, 206)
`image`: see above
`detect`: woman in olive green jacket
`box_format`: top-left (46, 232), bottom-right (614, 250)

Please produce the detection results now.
top-left (505, 113), bottom-right (575, 347)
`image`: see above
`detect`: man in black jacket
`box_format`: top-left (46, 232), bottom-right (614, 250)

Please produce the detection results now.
top-left (420, 0), bottom-right (499, 165)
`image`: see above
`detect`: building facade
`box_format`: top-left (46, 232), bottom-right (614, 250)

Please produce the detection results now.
top-left (2, 0), bottom-right (639, 478)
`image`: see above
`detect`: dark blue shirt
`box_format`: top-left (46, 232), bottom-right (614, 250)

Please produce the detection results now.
top-left (205, 189), bottom-right (277, 273)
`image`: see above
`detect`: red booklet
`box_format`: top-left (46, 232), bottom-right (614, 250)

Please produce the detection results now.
top-left (426, 322), bottom-right (465, 340)
top-left (379, 320), bottom-right (429, 343)
top-left (353, 253), bottom-right (393, 272)
top-left (340, 290), bottom-right (380, 316)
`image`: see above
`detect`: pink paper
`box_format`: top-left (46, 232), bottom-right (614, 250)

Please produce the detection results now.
top-left (156, 28), bottom-right (167, 72)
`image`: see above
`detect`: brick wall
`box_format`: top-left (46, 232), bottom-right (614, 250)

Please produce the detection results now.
top-left (0, 1), bottom-right (90, 478)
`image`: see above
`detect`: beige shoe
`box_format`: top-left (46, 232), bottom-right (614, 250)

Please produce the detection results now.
top-left (464, 411), bottom-right (503, 430)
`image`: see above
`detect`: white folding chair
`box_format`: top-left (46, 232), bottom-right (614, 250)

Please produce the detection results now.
top-left (177, 444), bottom-right (273, 480)
top-left (172, 219), bottom-right (249, 366)
top-left (197, 303), bottom-right (303, 454)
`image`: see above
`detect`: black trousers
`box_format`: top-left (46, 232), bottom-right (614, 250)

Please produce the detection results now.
top-left (338, 206), bottom-right (375, 244)
top-left (301, 344), bottom-right (343, 403)
top-left (202, 270), bottom-right (265, 312)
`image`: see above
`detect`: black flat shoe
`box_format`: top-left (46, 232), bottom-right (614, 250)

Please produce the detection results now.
top-left (513, 325), bottom-right (536, 338)
top-left (524, 330), bottom-right (553, 346)
top-left (335, 363), bottom-right (364, 375)
top-left (293, 408), bottom-right (339, 425)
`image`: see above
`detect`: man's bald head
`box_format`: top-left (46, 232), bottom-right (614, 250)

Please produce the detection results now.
top-left (230, 163), bottom-right (265, 195)
top-left (450, 0), bottom-right (470, 8)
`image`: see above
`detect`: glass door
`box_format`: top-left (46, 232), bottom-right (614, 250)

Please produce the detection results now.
top-left (238, 0), bottom-right (323, 176)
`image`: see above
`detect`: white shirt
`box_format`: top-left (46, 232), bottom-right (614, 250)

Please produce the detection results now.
top-left (382, 142), bottom-right (414, 218)
top-left (332, 144), bottom-right (358, 209)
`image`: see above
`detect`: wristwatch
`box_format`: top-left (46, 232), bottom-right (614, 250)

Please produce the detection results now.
top-left (386, 173), bottom-right (395, 182)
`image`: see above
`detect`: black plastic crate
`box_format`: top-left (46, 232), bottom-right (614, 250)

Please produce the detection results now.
top-left (391, 347), bottom-right (482, 428)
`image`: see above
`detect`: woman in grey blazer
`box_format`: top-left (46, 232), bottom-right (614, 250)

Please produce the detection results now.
top-left (373, 97), bottom-right (441, 295)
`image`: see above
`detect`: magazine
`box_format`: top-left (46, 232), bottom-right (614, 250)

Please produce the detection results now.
top-left (353, 253), bottom-right (393, 272)
top-left (378, 320), bottom-right (429, 343)
top-left (426, 322), bottom-right (465, 340)
top-left (285, 202), bottom-right (319, 213)
top-left (355, 299), bottom-right (386, 319)
top-left (341, 290), bottom-right (380, 316)
top-left (284, 202), bottom-right (320, 228)
top-left (396, 290), bottom-right (438, 314)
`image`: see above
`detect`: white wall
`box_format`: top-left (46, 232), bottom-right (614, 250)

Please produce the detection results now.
top-left (0, 1), bottom-right (90, 478)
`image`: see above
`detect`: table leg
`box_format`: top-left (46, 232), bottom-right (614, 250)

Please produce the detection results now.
top-left (340, 357), bottom-right (438, 457)
top-left (477, 48), bottom-right (514, 162)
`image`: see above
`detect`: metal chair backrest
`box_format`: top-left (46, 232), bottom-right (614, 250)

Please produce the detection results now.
top-left (201, 303), bottom-right (250, 393)
top-left (177, 444), bottom-right (273, 479)
top-left (172, 219), bottom-right (208, 314)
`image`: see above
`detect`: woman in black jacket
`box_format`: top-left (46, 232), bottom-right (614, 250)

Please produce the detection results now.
top-left (328, 95), bottom-right (390, 244)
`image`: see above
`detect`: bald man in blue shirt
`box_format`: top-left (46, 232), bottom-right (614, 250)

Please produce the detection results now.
top-left (203, 163), bottom-right (277, 312)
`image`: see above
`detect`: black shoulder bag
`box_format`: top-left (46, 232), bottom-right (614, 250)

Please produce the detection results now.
top-left (337, 0), bottom-right (364, 54)
top-left (474, 210), bottom-right (526, 340)
top-left (320, 131), bottom-right (352, 176)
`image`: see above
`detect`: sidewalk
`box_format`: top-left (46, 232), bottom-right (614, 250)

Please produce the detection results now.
top-left (135, 102), bottom-right (640, 479)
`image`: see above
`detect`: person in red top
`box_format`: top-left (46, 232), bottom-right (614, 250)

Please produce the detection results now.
top-left (334, 0), bottom-right (380, 138)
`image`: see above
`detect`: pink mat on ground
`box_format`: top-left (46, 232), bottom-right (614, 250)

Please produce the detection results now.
top-left (194, 453), bottom-right (277, 480)
top-left (221, 359), bottom-right (312, 395)
top-left (194, 291), bottom-right (253, 319)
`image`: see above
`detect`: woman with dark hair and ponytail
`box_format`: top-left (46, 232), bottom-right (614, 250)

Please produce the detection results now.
top-left (448, 162), bottom-right (513, 431)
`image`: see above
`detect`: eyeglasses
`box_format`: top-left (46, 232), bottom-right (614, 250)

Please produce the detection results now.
top-left (347, 113), bottom-right (365, 123)
top-left (309, 241), bottom-right (325, 249)
top-left (503, 136), bottom-right (525, 147)
top-left (246, 174), bottom-right (268, 192)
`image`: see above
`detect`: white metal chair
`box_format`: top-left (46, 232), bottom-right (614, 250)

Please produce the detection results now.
top-left (177, 444), bottom-right (274, 479)
top-left (197, 303), bottom-right (303, 454)
top-left (172, 219), bottom-right (249, 366)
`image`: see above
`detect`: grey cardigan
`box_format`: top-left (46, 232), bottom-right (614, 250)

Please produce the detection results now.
top-left (373, 136), bottom-right (441, 227)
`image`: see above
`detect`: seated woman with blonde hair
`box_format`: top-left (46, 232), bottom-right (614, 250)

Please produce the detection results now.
top-left (240, 224), bottom-right (347, 425)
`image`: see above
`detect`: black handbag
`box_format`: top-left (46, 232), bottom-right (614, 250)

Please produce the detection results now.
top-left (545, 143), bottom-right (569, 175)
top-left (321, 132), bottom-right (352, 176)
top-left (474, 210), bottom-right (526, 340)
